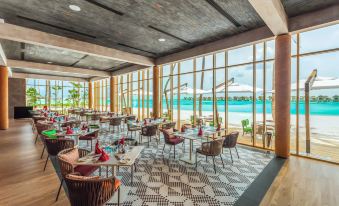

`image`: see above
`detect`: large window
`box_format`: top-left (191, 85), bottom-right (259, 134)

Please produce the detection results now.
top-left (93, 79), bottom-right (110, 111)
top-left (26, 79), bottom-right (88, 113)
top-left (291, 23), bottom-right (339, 163)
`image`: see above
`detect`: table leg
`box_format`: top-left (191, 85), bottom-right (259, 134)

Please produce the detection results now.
top-left (180, 139), bottom-right (195, 164)
top-left (131, 165), bottom-right (133, 184)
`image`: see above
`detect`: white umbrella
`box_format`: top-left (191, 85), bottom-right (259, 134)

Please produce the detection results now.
top-left (215, 82), bottom-right (263, 93)
top-left (291, 76), bottom-right (339, 91)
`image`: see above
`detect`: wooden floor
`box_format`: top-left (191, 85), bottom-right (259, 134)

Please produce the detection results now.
top-left (0, 119), bottom-right (338, 206)
top-left (0, 119), bottom-right (69, 206)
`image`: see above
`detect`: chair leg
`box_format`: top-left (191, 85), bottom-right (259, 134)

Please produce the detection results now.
top-left (56, 179), bottom-right (63, 202)
top-left (40, 145), bottom-right (45, 159)
top-left (235, 146), bottom-right (240, 159)
top-left (91, 140), bottom-right (93, 151)
top-left (212, 156), bottom-right (216, 174)
top-left (162, 144), bottom-right (166, 154)
top-left (229, 148), bottom-right (233, 163)
top-left (34, 134), bottom-right (39, 144)
top-left (206, 156), bottom-right (207, 162)
top-left (195, 151), bottom-right (198, 170)
top-left (174, 145), bottom-right (176, 159)
top-left (220, 154), bottom-right (225, 168)
top-left (43, 155), bottom-right (49, 171)
top-left (118, 187), bottom-right (120, 205)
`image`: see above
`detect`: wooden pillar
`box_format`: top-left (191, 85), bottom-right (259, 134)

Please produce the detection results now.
top-left (88, 81), bottom-right (93, 109)
top-left (110, 76), bottom-right (118, 112)
top-left (153, 66), bottom-right (160, 118)
top-left (275, 34), bottom-right (291, 158)
top-left (0, 66), bottom-right (8, 130)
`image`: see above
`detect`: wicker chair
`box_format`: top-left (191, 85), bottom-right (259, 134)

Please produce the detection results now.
top-left (57, 148), bottom-right (99, 201)
top-left (162, 128), bottom-right (184, 159)
top-left (222, 132), bottom-right (240, 163)
top-left (195, 139), bottom-right (224, 173)
top-left (43, 136), bottom-right (74, 171)
top-left (127, 122), bottom-right (141, 138)
top-left (124, 115), bottom-right (136, 130)
top-left (79, 130), bottom-right (99, 151)
top-left (109, 117), bottom-right (123, 132)
top-left (140, 125), bottom-right (158, 147)
top-left (160, 122), bottom-right (176, 131)
top-left (36, 123), bottom-right (53, 159)
top-left (33, 116), bottom-right (47, 142)
top-left (65, 173), bottom-right (121, 206)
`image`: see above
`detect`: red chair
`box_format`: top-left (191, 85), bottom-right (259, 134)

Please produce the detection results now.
top-left (162, 128), bottom-right (184, 159)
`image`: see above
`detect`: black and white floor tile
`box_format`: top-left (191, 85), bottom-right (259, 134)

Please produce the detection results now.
top-left (79, 127), bottom-right (273, 206)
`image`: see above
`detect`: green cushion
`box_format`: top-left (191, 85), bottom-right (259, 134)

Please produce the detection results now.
top-left (42, 129), bottom-right (57, 139)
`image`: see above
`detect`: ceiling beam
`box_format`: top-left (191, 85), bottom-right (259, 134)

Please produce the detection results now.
top-left (248, 0), bottom-right (288, 35)
top-left (11, 72), bottom-right (87, 82)
top-left (90, 76), bottom-right (110, 82)
top-left (0, 43), bottom-right (7, 66)
top-left (111, 64), bottom-right (149, 76)
top-left (7, 59), bottom-right (110, 77)
top-left (156, 26), bottom-right (273, 65)
top-left (0, 23), bottom-right (155, 66)
top-left (289, 4), bottom-right (339, 33)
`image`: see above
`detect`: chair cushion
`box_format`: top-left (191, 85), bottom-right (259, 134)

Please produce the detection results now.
top-left (67, 173), bottom-right (100, 180)
top-left (74, 165), bottom-right (99, 176)
top-left (59, 148), bottom-right (79, 165)
top-left (167, 137), bottom-right (184, 145)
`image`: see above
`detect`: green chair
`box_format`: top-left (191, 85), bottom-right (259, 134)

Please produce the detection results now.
top-left (241, 119), bottom-right (252, 135)
top-left (209, 117), bottom-right (223, 127)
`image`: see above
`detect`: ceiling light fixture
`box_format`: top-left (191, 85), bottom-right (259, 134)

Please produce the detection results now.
top-left (69, 4), bottom-right (81, 12)
top-left (47, 62), bottom-right (53, 64)
top-left (158, 38), bottom-right (166, 42)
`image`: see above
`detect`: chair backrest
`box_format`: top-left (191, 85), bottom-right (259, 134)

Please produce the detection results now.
top-left (58, 148), bottom-right (77, 178)
top-left (65, 174), bottom-right (118, 206)
top-left (141, 125), bottom-right (158, 136)
top-left (110, 117), bottom-right (123, 126)
top-left (33, 116), bottom-right (46, 124)
top-left (36, 123), bottom-right (53, 135)
top-left (204, 139), bottom-right (224, 156)
top-left (241, 119), bottom-right (249, 128)
top-left (81, 130), bottom-right (99, 139)
top-left (161, 122), bottom-right (176, 130)
top-left (44, 137), bottom-right (75, 156)
top-left (162, 128), bottom-right (174, 144)
top-left (223, 131), bottom-right (239, 148)
top-left (125, 115), bottom-right (136, 123)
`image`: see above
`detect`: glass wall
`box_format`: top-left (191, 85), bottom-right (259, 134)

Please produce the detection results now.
top-left (292, 23), bottom-right (339, 163)
top-left (115, 68), bottom-right (152, 118)
top-left (159, 41), bottom-right (275, 142)
top-left (26, 78), bottom-right (88, 113)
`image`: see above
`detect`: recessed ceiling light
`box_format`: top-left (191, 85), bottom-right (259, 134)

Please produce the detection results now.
top-left (47, 61), bottom-right (53, 64)
top-left (158, 38), bottom-right (166, 42)
top-left (69, 4), bottom-right (81, 12)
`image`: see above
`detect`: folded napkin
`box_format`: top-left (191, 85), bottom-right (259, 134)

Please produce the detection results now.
top-left (95, 141), bottom-right (102, 154)
top-left (81, 124), bottom-right (88, 130)
top-left (163, 118), bottom-right (166, 122)
top-left (66, 126), bottom-right (73, 134)
top-left (181, 126), bottom-right (185, 133)
top-left (144, 119), bottom-right (147, 125)
top-left (198, 127), bottom-right (203, 136)
top-left (43, 106), bottom-right (48, 111)
top-left (119, 137), bottom-right (125, 145)
top-left (99, 150), bottom-right (109, 162)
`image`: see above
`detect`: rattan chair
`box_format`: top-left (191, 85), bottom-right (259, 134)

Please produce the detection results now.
top-left (127, 122), bottom-right (141, 138)
top-left (140, 125), bottom-right (158, 147)
top-left (79, 130), bottom-right (99, 151)
top-left (65, 173), bottom-right (121, 206)
top-left (222, 131), bottom-right (240, 163)
top-left (160, 122), bottom-right (176, 131)
top-left (162, 128), bottom-right (184, 159)
top-left (43, 136), bottom-right (74, 171)
top-left (36, 122), bottom-right (53, 159)
top-left (33, 116), bottom-right (47, 142)
top-left (195, 139), bottom-right (224, 173)
top-left (109, 117), bottom-right (123, 132)
top-left (57, 148), bottom-right (98, 201)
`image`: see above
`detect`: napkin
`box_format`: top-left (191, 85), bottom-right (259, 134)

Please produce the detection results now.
top-left (198, 127), bottom-right (203, 136)
top-left (95, 141), bottom-right (102, 154)
top-left (99, 150), bottom-right (110, 162)
top-left (81, 124), bottom-right (87, 130)
top-left (43, 105), bottom-right (48, 111)
top-left (144, 119), bottom-right (147, 125)
top-left (119, 137), bottom-right (125, 145)
top-left (181, 126), bottom-right (185, 133)
top-left (66, 126), bottom-right (73, 134)
top-left (163, 118), bottom-right (166, 122)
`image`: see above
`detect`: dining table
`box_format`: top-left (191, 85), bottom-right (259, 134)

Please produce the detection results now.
top-left (54, 128), bottom-right (100, 145)
top-left (73, 145), bottom-right (144, 183)
top-left (127, 118), bottom-right (170, 127)
top-left (173, 126), bottom-right (227, 164)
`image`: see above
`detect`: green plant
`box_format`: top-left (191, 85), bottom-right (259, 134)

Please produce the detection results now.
top-left (66, 82), bottom-right (82, 108)
top-left (51, 85), bottom-right (62, 106)
top-left (26, 87), bottom-right (42, 106)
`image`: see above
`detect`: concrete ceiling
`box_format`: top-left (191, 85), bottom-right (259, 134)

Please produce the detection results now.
top-left (282, 0), bottom-right (339, 17)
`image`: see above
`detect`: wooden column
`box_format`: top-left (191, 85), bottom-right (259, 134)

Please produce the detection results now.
top-left (0, 66), bottom-right (8, 130)
top-left (153, 66), bottom-right (160, 118)
top-left (88, 81), bottom-right (93, 109)
top-left (110, 76), bottom-right (114, 112)
top-left (275, 34), bottom-right (291, 158)
top-left (110, 76), bottom-right (118, 113)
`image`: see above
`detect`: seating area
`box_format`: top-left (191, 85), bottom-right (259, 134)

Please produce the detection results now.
top-left (0, 1), bottom-right (338, 206)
